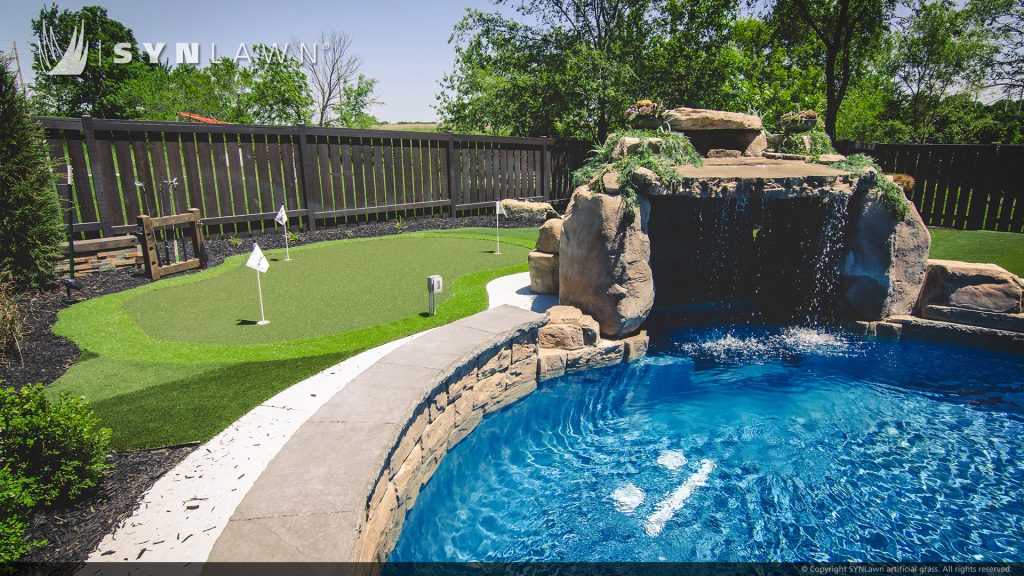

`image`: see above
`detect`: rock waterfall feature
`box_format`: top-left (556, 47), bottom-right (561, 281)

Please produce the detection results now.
top-left (538, 107), bottom-right (932, 336)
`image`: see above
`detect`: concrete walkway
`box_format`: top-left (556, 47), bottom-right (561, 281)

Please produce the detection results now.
top-left (84, 271), bottom-right (554, 565)
top-left (84, 333), bottom-right (425, 564)
top-left (486, 271), bottom-right (558, 312)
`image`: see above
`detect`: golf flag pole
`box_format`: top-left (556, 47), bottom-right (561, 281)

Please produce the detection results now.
top-left (275, 205), bottom-right (291, 261)
top-left (246, 243), bottom-right (271, 325)
top-left (495, 200), bottom-right (506, 254)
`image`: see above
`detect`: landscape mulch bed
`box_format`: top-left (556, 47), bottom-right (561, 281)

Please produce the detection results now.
top-left (20, 445), bottom-right (196, 569)
top-left (2, 214), bottom-right (540, 564)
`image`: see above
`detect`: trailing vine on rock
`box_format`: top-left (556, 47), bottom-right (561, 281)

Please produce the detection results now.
top-left (572, 129), bottom-right (702, 216)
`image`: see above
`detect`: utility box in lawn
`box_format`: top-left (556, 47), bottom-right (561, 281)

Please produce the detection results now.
top-left (427, 275), bottom-right (443, 316)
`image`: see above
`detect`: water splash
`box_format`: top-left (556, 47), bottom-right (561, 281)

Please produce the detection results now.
top-left (675, 326), bottom-right (851, 364)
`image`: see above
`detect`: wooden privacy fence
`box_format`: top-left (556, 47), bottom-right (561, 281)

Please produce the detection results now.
top-left (41, 116), bottom-right (591, 238)
top-left (835, 141), bottom-right (1024, 233)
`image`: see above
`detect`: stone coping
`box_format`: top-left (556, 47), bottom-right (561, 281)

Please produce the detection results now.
top-left (673, 159), bottom-right (850, 180)
top-left (208, 305), bottom-right (546, 562)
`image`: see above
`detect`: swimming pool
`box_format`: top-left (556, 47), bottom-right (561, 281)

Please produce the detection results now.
top-left (390, 325), bottom-right (1024, 562)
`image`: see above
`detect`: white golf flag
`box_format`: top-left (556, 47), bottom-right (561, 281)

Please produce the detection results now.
top-left (274, 205), bottom-right (288, 226)
top-left (246, 243), bottom-right (270, 273)
top-left (496, 200), bottom-right (506, 216)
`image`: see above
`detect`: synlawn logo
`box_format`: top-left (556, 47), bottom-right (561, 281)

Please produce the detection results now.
top-left (35, 18), bottom-right (320, 77)
top-left (38, 19), bottom-right (88, 76)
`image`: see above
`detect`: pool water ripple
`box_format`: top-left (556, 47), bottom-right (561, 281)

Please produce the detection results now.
top-left (391, 325), bottom-right (1024, 562)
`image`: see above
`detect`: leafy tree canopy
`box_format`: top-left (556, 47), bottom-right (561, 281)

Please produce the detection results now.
top-left (30, 4), bottom-right (148, 118)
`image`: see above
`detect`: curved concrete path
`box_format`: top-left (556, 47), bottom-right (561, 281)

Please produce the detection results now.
top-left (84, 272), bottom-right (553, 565)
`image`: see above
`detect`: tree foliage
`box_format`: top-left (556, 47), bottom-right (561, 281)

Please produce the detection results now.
top-left (0, 52), bottom-right (63, 291)
top-left (30, 4), bottom-right (148, 118)
top-left (126, 46), bottom-right (315, 125)
top-left (770, 0), bottom-right (897, 139)
top-left (333, 75), bottom-right (381, 128)
top-left (437, 0), bottom-right (738, 141)
top-left (888, 0), bottom-right (997, 141)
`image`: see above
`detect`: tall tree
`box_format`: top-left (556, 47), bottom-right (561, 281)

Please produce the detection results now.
top-left (888, 0), bottom-right (997, 141)
top-left (722, 17), bottom-right (827, 126)
top-left (0, 52), bottom-right (63, 290)
top-left (438, 1), bottom-right (643, 140)
top-left (333, 75), bottom-right (380, 128)
top-left (242, 44), bottom-right (315, 125)
top-left (982, 0), bottom-right (1024, 101)
top-left (770, 0), bottom-right (896, 139)
top-left (438, 0), bottom-right (737, 141)
top-left (29, 4), bottom-right (147, 117)
top-left (293, 30), bottom-right (363, 126)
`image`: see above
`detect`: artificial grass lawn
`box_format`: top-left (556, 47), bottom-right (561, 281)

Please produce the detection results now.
top-left (928, 228), bottom-right (1024, 277)
top-left (48, 228), bottom-right (539, 449)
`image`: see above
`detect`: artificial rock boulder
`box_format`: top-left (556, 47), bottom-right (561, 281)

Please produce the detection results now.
top-left (918, 260), bottom-right (1023, 314)
top-left (528, 218), bottom-right (563, 295)
top-left (559, 187), bottom-right (654, 338)
top-left (663, 107), bottom-right (767, 157)
top-left (499, 199), bottom-right (558, 224)
top-left (840, 183), bottom-right (931, 320)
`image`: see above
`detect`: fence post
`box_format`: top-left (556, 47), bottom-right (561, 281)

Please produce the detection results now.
top-left (540, 138), bottom-right (549, 200)
top-left (447, 133), bottom-right (458, 216)
top-left (81, 115), bottom-right (115, 237)
top-left (295, 123), bottom-right (319, 231)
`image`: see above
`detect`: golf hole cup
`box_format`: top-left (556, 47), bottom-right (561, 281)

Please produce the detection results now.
top-left (427, 275), bottom-right (443, 316)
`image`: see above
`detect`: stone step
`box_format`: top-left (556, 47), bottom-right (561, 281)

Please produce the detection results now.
top-left (921, 305), bottom-right (1024, 334)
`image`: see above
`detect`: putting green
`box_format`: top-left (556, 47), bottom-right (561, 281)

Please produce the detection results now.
top-left (123, 236), bottom-right (528, 345)
top-left (49, 228), bottom-right (540, 448)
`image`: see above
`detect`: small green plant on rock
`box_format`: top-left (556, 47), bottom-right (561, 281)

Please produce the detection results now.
top-left (394, 216), bottom-right (408, 231)
top-left (572, 129), bottom-right (702, 216)
top-left (830, 154), bottom-right (910, 221)
top-left (286, 231), bottom-right (300, 243)
top-left (228, 235), bottom-right (243, 247)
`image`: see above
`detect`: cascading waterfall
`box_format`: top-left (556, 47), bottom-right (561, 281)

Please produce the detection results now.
top-left (647, 193), bottom-right (851, 325)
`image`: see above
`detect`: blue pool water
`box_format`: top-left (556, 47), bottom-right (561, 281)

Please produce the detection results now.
top-left (390, 325), bottom-right (1024, 562)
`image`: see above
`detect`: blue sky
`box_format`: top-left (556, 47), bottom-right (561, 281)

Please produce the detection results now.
top-left (0, 0), bottom-right (500, 121)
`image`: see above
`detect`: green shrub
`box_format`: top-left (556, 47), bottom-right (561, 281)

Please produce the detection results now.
top-left (0, 53), bottom-right (63, 291)
top-left (830, 153), bottom-right (910, 221)
top-left (0, 385), bottom-right (111, 506)
top-left (0, 466), bottom-right (40, 562)
top-left (572, 129), bottom-right (702, 215)
top-left (775, 127), bottom-right (835, 159)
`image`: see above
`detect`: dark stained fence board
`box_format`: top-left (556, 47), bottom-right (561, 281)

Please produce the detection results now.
top-left (112, 133), bottom-right (142, 222)
top-left (179, 132), bottom-right (204, 214)
top-left (65, 133), bottom-right (100, 227)
top-left (146, 132), bottom-right (172, 218)
top-left (252, 134), bottom-right (275, 224)
top-left (225, 133), bottom-right (249, 233)
top-left (210, 133), bottom-right (235, 234)
top-left (92, 135), bottom-right (124, 227)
